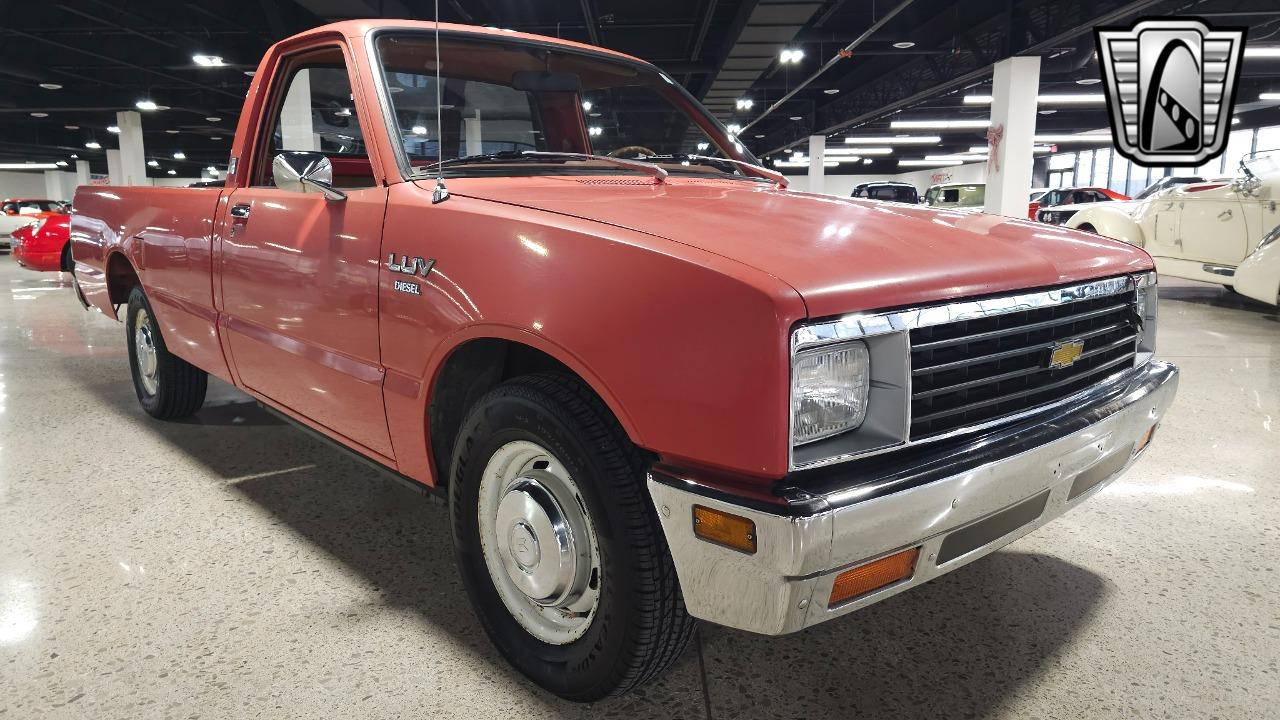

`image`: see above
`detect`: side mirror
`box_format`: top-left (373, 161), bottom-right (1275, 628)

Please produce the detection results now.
top-left (272, 151), bottom-right (347, 201)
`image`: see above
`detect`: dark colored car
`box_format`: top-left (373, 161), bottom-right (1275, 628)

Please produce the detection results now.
top-left (851, 181), bottom-right (920, 203)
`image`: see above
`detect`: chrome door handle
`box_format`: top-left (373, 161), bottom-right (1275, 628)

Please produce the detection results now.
top-left (1218, 209), bottom-right (1232, 220)
top-left (229, 204), bottom-right (251, 220)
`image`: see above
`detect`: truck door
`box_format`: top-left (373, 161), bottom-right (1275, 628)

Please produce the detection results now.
top-left (217, 43), bottom-right (394, 458)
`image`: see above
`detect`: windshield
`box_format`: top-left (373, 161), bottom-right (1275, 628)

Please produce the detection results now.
top-left (374, 32), bottom-right (755, 180)
top-left (925, 185), bottom-right (984, 207)
top-left (1243, 150), bottom-right (1280, 179)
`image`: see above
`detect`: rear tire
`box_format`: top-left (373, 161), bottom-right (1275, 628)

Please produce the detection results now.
top-left (125, 286), bottom-right (207, 419)
top-left (449, 373), bottom-right (694, 701)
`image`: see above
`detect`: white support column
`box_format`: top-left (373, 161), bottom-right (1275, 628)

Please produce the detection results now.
top-left (44, 170), bottom-right (63, 200)
top-left (807, 134), bottom-right (826, 195)
top-left (106, 150), bottom-right (123, 186)
top-left (985, 55), bottom-right (1040, 217)
top-left (116, 110), bottom-right (147, 186)
top-left (75, 160), bottom-right (91, 186)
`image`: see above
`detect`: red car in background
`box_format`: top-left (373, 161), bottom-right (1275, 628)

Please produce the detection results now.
top-left (11, 211), bottom-right (72, 272)
top-left (1029, 186), bottom-right (1128, 219)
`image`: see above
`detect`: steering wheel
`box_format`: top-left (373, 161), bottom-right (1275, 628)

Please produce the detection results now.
top-left (607, 145), bottom-right (658, 159)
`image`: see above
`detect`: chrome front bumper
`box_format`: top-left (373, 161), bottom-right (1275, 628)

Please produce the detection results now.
top-left (648, 361), bottom-right (1179, 635)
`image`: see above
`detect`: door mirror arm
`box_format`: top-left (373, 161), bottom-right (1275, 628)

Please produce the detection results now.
top-left (272, 151), bottom-right (348, 202)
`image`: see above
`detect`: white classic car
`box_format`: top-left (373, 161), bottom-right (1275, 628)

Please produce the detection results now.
top-left (1, 199), bottom-right (66, 248)
top-left (1065, 157), bottom-right (1280, 306)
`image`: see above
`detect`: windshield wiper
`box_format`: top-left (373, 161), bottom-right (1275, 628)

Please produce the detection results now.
top-left (410, 150), bottom-right (667, 183)
top-left (678, 154), bottom-right (789, 188)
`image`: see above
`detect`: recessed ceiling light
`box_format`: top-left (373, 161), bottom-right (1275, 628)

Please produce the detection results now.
top-left (64, 124), bottom-right (79, 130)
top-left (173, 151), bottom-right (186, 159)
top-left (165, 129), bottom-right (179, 134)
top-left (167, 169), bottom-right (177, 175)
top-left (1076, 78), bottom-right (1101, 85)
top-left (824, 88), bottom-right (840, 95)
top-left (193, 54), bottom-right (225, 67)
top-left (755, 133), bottom-right (765, 138)
top-left (244, 70), bottom-right (256, 77)
top-left (211, 136), bottom-right (222, 141)
top-left (862, 158), bottom-right (872, 164)
top-left (588, 126), bottom-right (603, 136)
top-left (107, 125), bottom-right (121, 133)
top-left (85, 141), bottom-right (101, 149)
top-left (147, 160), bottom-right (160, 167)
top-left (411, 125), bottom-right (428, 135)
top-left (56, 160), bottom-right (68, 167)
top-left (70, 154), bottom-right (78, 159)
top-left (789, 116), bottom-right (803, 121)
top-left (1232, 117), bottom-right (1240, 125)
top-left (206, 116), bottom-right (221, 122)
top-left (1039, 109), bottom-right (1057, 115)
top-left (135, 100), bottom-right (159, 111)
top-left (893, 41), bottom-right (916, 49)
top-left (39, 83), bottom-right (62, 90)
top-left (30, 112), bottom-right (48, 118)
top-left (736, 98), bottom-right (754, 111)
top-left (581, 100), bottom-right (592, 112)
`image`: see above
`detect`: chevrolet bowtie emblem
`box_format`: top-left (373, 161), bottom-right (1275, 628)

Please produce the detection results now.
top-left (1049, 340), bottom-right (1086, 369)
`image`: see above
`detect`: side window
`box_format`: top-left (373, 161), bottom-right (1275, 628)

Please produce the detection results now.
top-left (256, 46), bottom-right (373, 189)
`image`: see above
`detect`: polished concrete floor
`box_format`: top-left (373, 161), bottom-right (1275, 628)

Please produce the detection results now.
top-left (0, 257), bottom-right (1276, 719)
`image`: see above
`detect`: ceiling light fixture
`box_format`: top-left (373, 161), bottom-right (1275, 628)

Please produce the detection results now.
top-left (173, 151), bottom-right (186, 159)
top-left (1244, 48), bottom-right (1280, 58)
top-left (107, 125), bottom-right (120, 133)
top-left (56, 161), bottom-right (68, 167)
top-left (85, 141), bottom-right (101, 149)
top-left (588, 126), bottom-right (603, 136)
top-left (411, 125), bottom-right (427, 135)
top-left (862, 158), bottom-right (872, 164)
top-left (696, 142), bottom-right (710, 151)
top-left (824, 88), bottom-right (840, 95)
top-left (135, 100), bottom-right (159, 111)
top-left (845, 135), bottom-right (941, 144)
top-left (963, 93), bottom-right (1105, 105)
top-left (30, 112), bottom-right (48, 118)
top-left (892, 41), bottom-right (916, 49)
top-left (789, 116), bottom-right (803, 121)
top-left (165, 129), bottom-right (179, 134)
top-left (1232, 117), bottom-right (1241, 125)
top-left (726, 123), bottom-right (742, 134)
top-left (779, 48), bottom-right (804, 64)
top-left (64, 124), bottom-right (79, 130)
top-left (147, 160), bottom-right (160, 167)
top-left (581, 101), bottom-right (592, 112)
top-left (1032, 133), bottom-right (1112, 143)
top-left (70, 154), bottom-right (78, 159)
top-left (206, 116), bottom-right (221, 122)
top-left (39, 82), bottom-right (62, 90)
top-left (890, 119), bottom-right (991, 129)
top-left (192, 54), bottom-right (225, 67)
top-left (899, 159), bottom-right (962, 167)
top-left (0, 163), bottom-right (60, 170)
top-left (1076, 78), bottom-right (1101, 85)
top-left (828, 147), bottom-right (892, 155)
top-left (167, 169), bottom-right (177, 175)
top-left (1260, 92), bottom-right (1280, 101)
top-left (735, 98), bottom-right (754, 111)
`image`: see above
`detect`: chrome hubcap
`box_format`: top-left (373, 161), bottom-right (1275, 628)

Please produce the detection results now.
top-left (479, 441), bottom-right (600, 645)
top-left (133, 308), bottom-right (159, 396)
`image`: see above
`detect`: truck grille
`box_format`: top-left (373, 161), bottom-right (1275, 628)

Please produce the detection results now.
top-left (909, 286), bottom-right (1139, 439)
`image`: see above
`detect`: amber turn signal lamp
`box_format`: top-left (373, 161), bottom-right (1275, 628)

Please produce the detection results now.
top-left (692, 505), bottom-right (757, 554)
top-left (828, 546), bottom-right (920, 607)
top-left (1135, 424), bottom-right (1158, 454)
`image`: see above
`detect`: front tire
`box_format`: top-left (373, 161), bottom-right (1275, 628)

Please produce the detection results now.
top-left (125, 286), bottom-right (208, 419)
top-left (449, 373), bottom-right (694, 701)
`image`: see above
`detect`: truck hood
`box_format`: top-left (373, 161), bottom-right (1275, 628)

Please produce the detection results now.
top-left (445, 177), bottom-right (1155, 318)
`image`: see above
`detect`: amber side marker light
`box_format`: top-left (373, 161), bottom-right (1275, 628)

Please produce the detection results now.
top-left (692, 505), bottom-right (757, 554)
top-left (829, 546), bottom-right (920, 607)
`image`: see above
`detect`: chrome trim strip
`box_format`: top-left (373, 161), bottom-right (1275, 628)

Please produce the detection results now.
top-left (1202, 263), bottom-right (1236, 276)
top-left (788, 274), bottom-right (1143, 472)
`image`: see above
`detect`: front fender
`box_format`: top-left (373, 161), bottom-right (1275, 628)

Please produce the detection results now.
top-left (1235, 240), bottom-right (1280, 306)
top-left (1067, 206), bottom-right (1145, 247)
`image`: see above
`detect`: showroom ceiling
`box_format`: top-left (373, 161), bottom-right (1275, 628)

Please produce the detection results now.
top-left (1, 0), bottom-right (1278, 177)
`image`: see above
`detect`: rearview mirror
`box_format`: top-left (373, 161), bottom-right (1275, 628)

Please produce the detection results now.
top-left (272, 151), bottom-right (347, 201)
top-left (511, 70), bottom-right (581, 93)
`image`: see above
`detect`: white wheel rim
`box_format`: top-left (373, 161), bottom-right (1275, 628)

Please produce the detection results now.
top-left (133, 308), bottom-right (159, 396)
top-left (478, 440), bottom-right (601, 645)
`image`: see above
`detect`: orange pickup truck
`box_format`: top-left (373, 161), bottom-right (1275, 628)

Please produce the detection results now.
top-left (70, 20), bottom-right (1178, 701)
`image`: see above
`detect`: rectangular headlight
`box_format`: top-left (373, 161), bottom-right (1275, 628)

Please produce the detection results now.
top-left (791, 340), bottom-right (870, 445)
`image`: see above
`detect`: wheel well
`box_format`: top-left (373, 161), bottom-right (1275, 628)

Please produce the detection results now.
top-left (1077, 223), bottom-right (1096, 234)
top-left (428, 338), bottom-right (579, 485)
top-left (106, 253), bottom-right (140, 304)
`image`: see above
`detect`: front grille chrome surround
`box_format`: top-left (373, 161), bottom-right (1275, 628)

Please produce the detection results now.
top-left (789, 274), bottom-right (1144, 471)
